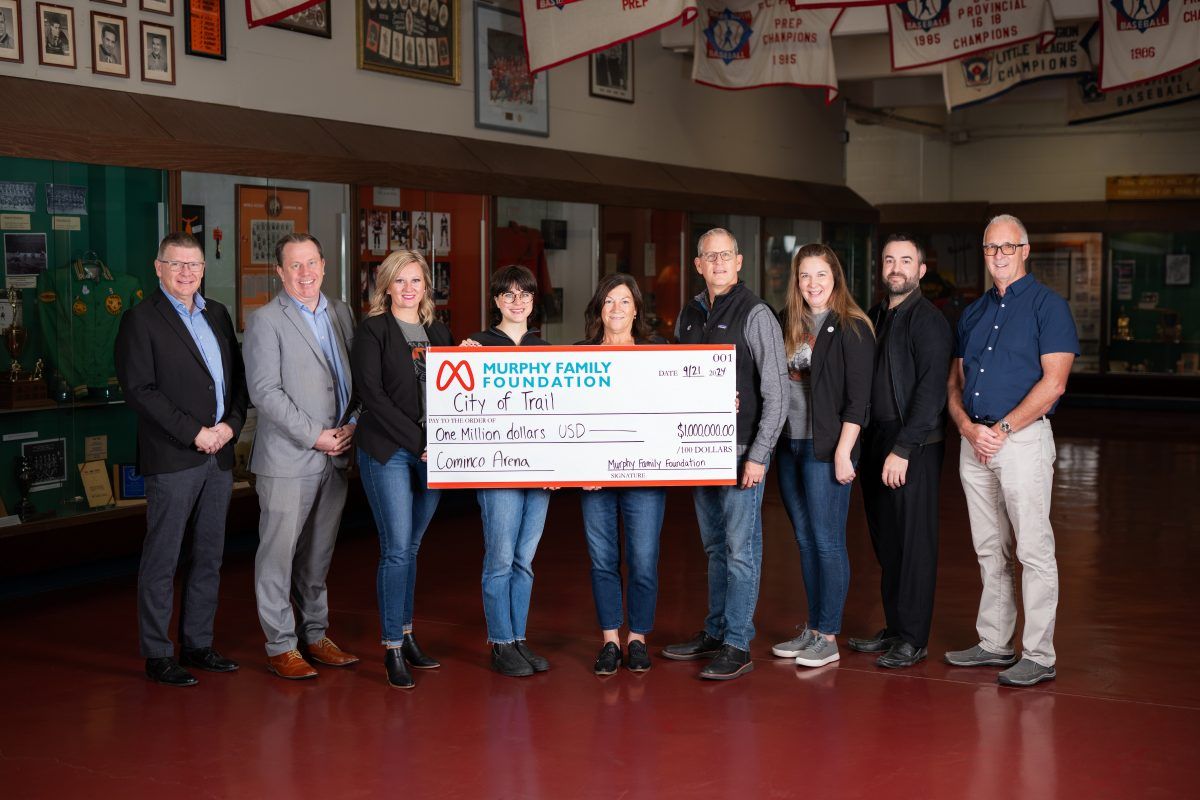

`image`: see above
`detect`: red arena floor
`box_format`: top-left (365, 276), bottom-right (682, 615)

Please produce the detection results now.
top-left (2, 409), bottom-right (1198, 799)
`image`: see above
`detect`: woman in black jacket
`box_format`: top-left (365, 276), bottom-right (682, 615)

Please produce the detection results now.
top-left (770, 243), bottom-right (875, 670)
top-left (350, 249), bottom-right (453, 690)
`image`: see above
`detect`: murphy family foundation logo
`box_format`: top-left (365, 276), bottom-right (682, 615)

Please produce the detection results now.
top-left (962, 55), bottom-right (993, 86)
top-left (899, 0), bottom-right (952, 32)
top-left (436, 360), bottom-right (475, 392)
top-left (1111, 0), bottom-right (1170, 33)
top-left (703, 8), bottom-right (753, 64)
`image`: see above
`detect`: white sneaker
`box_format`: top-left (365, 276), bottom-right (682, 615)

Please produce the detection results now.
top-left (795, 635), bottom-right (840, 668)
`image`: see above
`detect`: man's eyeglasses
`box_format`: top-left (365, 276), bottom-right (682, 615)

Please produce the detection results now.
top-left (500, 291), bottom-right (533, 303)
top-left (982, 243), bottom-right (1024, 257)
top-left (158, 259), bottom-right (205, 273)
top-left (700, 250), bottom-right (736, 264)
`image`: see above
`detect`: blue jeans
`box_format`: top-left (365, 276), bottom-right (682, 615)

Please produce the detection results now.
top-left (580, 488), bottom-right (667, 635)
top-left (478, 488), bottom-right (551, 643)
top-left (776, 438), bottom-right (853, 634)
top-left (693, 459), bottom-right (768, 651)
top-left (358, 448), bottom-right (441, 646)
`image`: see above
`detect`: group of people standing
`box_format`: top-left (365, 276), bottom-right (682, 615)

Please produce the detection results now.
top-left (116, 212), bottom-right (1076, 692)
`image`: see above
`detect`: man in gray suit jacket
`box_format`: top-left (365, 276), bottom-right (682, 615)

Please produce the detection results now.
top-left (244, 233), bottom-right (360, 680)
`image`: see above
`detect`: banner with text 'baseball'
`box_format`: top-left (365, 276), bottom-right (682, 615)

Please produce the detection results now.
top-left (691, 0), bottom-right (843, 102)
top-left (521, 0), bottom-right (699, 73)
top-left (245, 0), bottom-right (321, 27)
top-left (943, 21), bottom-right (1093, 109)
top-left (1098, 0), bottom-right (1200, 90)
top-left (888, 0), bottom-right (1057, 70)
top-left (1069, 62), bottom-right (1200, 121)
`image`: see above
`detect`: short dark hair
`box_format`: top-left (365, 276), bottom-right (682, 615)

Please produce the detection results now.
top-left (882, 233), bottom-right (926, 266)
top-left (489, 264), bottom-right (538, 326)
top-left (157, 231), bottom-right (202, 259)
top-left (101, 24), bottom-right (117, 40)
top-left (274, 233), bottom-right (324, 267)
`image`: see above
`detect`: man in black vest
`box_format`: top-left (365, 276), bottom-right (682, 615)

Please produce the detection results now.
top-left (848, 234), bottom-right (953, 668)
top-left (662, 228), bottom-right (787, 680)
top-left (115, 232), bottom-right (248, 686)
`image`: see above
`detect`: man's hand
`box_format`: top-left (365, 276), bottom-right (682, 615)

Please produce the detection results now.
top-left (741, 460), bottom-right (766, 490)
top-left (193, 426), bottom-right (224, 454)
top-left (314, 426), bottom-right (353, 455)
top-left (212, 422), bottom-right (235, 449)
top-left (962, 422), bottom-right (1004, 464)
top-left (882, 453), bottom-right (909, 489)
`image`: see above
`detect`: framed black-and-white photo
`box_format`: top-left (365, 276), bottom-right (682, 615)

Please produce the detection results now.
top-left (0, 181), bottom-right (36, 213)
top-left (269, 1), bottom-right (330, 38)
top-left (4, 233), bottom-right (49, 289)
top-left (474, 2), bottom-right (548, 137)
top-left (91, 11), bottom-right (129, 77)
top-left (0, 0), bottom-right (23, 64)
top-left (590, 41), bottom-right (634, 103)
top-left (46, 183), bottom-right (88, 215)
top-left (140, 0), bottom-right (173, 15)
top-left (93, 0), bottom-right (127, 7)
top-left (36, 2), bottom-right (75, 69)
top-left (1165, 254), bottom-right (1191, 287)
top-left (22, 438), bottom-right (67, 488)
top-left (140, 20), bottom-right (175, 84)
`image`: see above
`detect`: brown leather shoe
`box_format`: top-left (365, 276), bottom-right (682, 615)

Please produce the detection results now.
top-left (305, 637), bottom-right (360, 667)
top-left (267, 649), bottom-right (318, 680)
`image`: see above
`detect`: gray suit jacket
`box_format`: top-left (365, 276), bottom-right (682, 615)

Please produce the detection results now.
top-left (244, 291), bottom-right (355, 478)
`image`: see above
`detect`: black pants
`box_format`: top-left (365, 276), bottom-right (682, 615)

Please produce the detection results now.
top-left (860, 421), bottom-right (944, 649)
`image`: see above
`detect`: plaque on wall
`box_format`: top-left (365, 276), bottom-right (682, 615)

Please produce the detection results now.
top-left (184, 0), bottom-right (225, 60)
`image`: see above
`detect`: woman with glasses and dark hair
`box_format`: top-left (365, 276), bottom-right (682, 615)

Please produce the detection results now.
top-left (770, 243), bottom-right (874, 670)
top-left (576, 274), bottom-right (668, 675)
top-left (461, 265), bottom-right (553, 677)
top-left (350, 249), bottom-right (453, 689)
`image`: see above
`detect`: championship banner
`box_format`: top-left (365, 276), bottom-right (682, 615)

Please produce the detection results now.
top-left (944, 21), bottom-right (1093, 109)
top-left (691, 1), bottom-right (843, 102)
top-left (888, 0), bottom-right (1057, 71)
top-left (244, 0), bottom-right (322, 27)
top-left (425, 346), bottom-right (738, 488)
top-left (1068, 62), bottom-right (1200, 122)
top-left (1098, 0), bottom-right (1200, 91)
top-left (521, 0), bottom-right (699, 73)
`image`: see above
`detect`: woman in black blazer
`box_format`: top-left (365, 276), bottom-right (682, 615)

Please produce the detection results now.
top-left (350, 249), bottom-right (453, 690)
top-left (770, 243), bottom-right (875, 670)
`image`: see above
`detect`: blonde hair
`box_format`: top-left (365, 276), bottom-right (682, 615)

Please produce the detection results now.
top-left (784, 243), bottom-right (874, 355)
top-left (368, 249), bottom-right (435, 325)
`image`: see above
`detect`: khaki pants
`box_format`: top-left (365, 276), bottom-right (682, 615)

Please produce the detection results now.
top-left (958, 418), bottom-right (1058, 666)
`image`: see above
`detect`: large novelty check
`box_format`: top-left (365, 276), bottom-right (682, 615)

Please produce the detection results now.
top-left (425, 346), bottom-right (737, 489)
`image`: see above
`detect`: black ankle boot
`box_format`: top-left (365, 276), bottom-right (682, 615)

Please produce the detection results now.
top-left (385, 648), bottom-right (414, 689)
top-left (491, 643), bottom-right (534, 677)
top-left (401, 633), bottom-right (440, 669)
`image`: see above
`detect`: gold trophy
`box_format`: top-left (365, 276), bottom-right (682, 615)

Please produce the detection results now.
top-left (4, 287), bottom-right (26, 382)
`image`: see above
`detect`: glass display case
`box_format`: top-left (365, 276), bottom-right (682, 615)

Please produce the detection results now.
top-left (1028, 233), bottom-right (1103, 374)
top-left (600, 207), bottom-right (687, 342)
top-left (762, 217), bottom-right (822, 312)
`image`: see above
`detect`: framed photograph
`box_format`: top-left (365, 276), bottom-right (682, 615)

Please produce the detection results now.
top-left (93, 0), bottom-right (126, 6)
top-left (1165, 254), bottom-right (1191, 286)
top-left (0, 0), bottom-right (23, 63)
top-left (140, 0), bottom-right (174, 15)
top-left (357, 0), bottom-right (460, 85)
top-left (474, 2), bottom-right (548, 137)
top-left (46, 183), bottom-right (88, 215)
top-left (91, 11), bottom-right (129, 78)
top-left (269, 1), bottom-right (330, 38)
top-left (140, 21), bottom-right (175, 84)
top-left (184, 0), bottom-right (224, 60)
top-left (235, 184), bottom-right (310, 330)
top-left (4, 232), bottom-right (48, 289)
top-left (589, 42), bottom-right (634, 103)
top-left (36, 3), bottom-right (75, 69)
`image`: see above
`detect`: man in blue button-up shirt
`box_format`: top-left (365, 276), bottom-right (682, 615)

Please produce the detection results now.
top-left (944, 214), bottom-right (1078, 688)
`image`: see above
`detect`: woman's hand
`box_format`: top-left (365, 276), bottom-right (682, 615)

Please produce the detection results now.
top-left (421, 450), bottom-right (429, 462)
top-left (834, 450), bottom-right (857, 485)
top-left (459, 338), bottom-right (482, 348)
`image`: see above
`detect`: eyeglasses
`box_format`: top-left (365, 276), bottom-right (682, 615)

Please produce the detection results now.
top-left (982, 243), bottom-right (1024, 257)
top-left (700, 250), bottom-right (736, 264)
top-left (500, 291), bottom-right (533, 303)
top-left (159, 259), bottom-right (205, 272)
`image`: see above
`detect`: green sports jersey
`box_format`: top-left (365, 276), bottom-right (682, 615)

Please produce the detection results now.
top-left (37, 260), bottom-right (143, 390)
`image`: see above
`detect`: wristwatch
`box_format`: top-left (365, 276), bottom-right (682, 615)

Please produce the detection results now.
top-left (999, 419), bottom-right (1013, 435)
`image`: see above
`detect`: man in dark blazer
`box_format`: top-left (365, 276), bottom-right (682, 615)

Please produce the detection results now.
top-left (115, 232), bottom-right (248, 687)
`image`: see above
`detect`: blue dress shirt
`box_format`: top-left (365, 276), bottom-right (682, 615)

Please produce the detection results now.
top-left (163, 285), bottom-right (226, 424)
top-left (955, 274), bottom-right (1079, 421)
top-left (288, 292), bottom-right (350, 422)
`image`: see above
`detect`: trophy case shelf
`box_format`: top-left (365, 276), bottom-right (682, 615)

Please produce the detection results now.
top-left (0, 399), bottom-right (125, 416)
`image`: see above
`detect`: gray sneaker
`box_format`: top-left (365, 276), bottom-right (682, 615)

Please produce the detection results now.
top-left (771, 627), bottom-right (815, 658)
top-left (998, 658), bottom-right (1056, 687)
top-left (943, 644), bottom-right (1019, 667)
top-left (795, 635), bottom-right (840, 667)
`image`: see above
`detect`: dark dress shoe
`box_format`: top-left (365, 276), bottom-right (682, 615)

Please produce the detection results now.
top-left (625, 640), bottom-right (651, 673)
top-left (661, 631), bottom-right (723, 661)
top-left (492, 643), bottom-right (534, 677)
top-left (877, 641), bottom-right (928, 669)
top-left (699, 645), bottom-right (754, 681)
top-left (514, 641), bottom-right (549, 672)
top-left (385, 648), bottom-right (415, 689)
top-left (847, 629), bottom-right (901, 654)
top-left (593, 642), bottom-right (621, 676)
top-left (145, 657), bottom-right (198, 687)
top-left (180, 647), bottom-right (239, 673)
top-left (401, 633), bottom-right (440, 669)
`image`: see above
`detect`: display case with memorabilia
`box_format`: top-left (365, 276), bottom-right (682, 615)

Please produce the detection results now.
top-left (599, 207), bottom-right (687, 343)
top-left (0, 155), bottom-right (167, 526)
